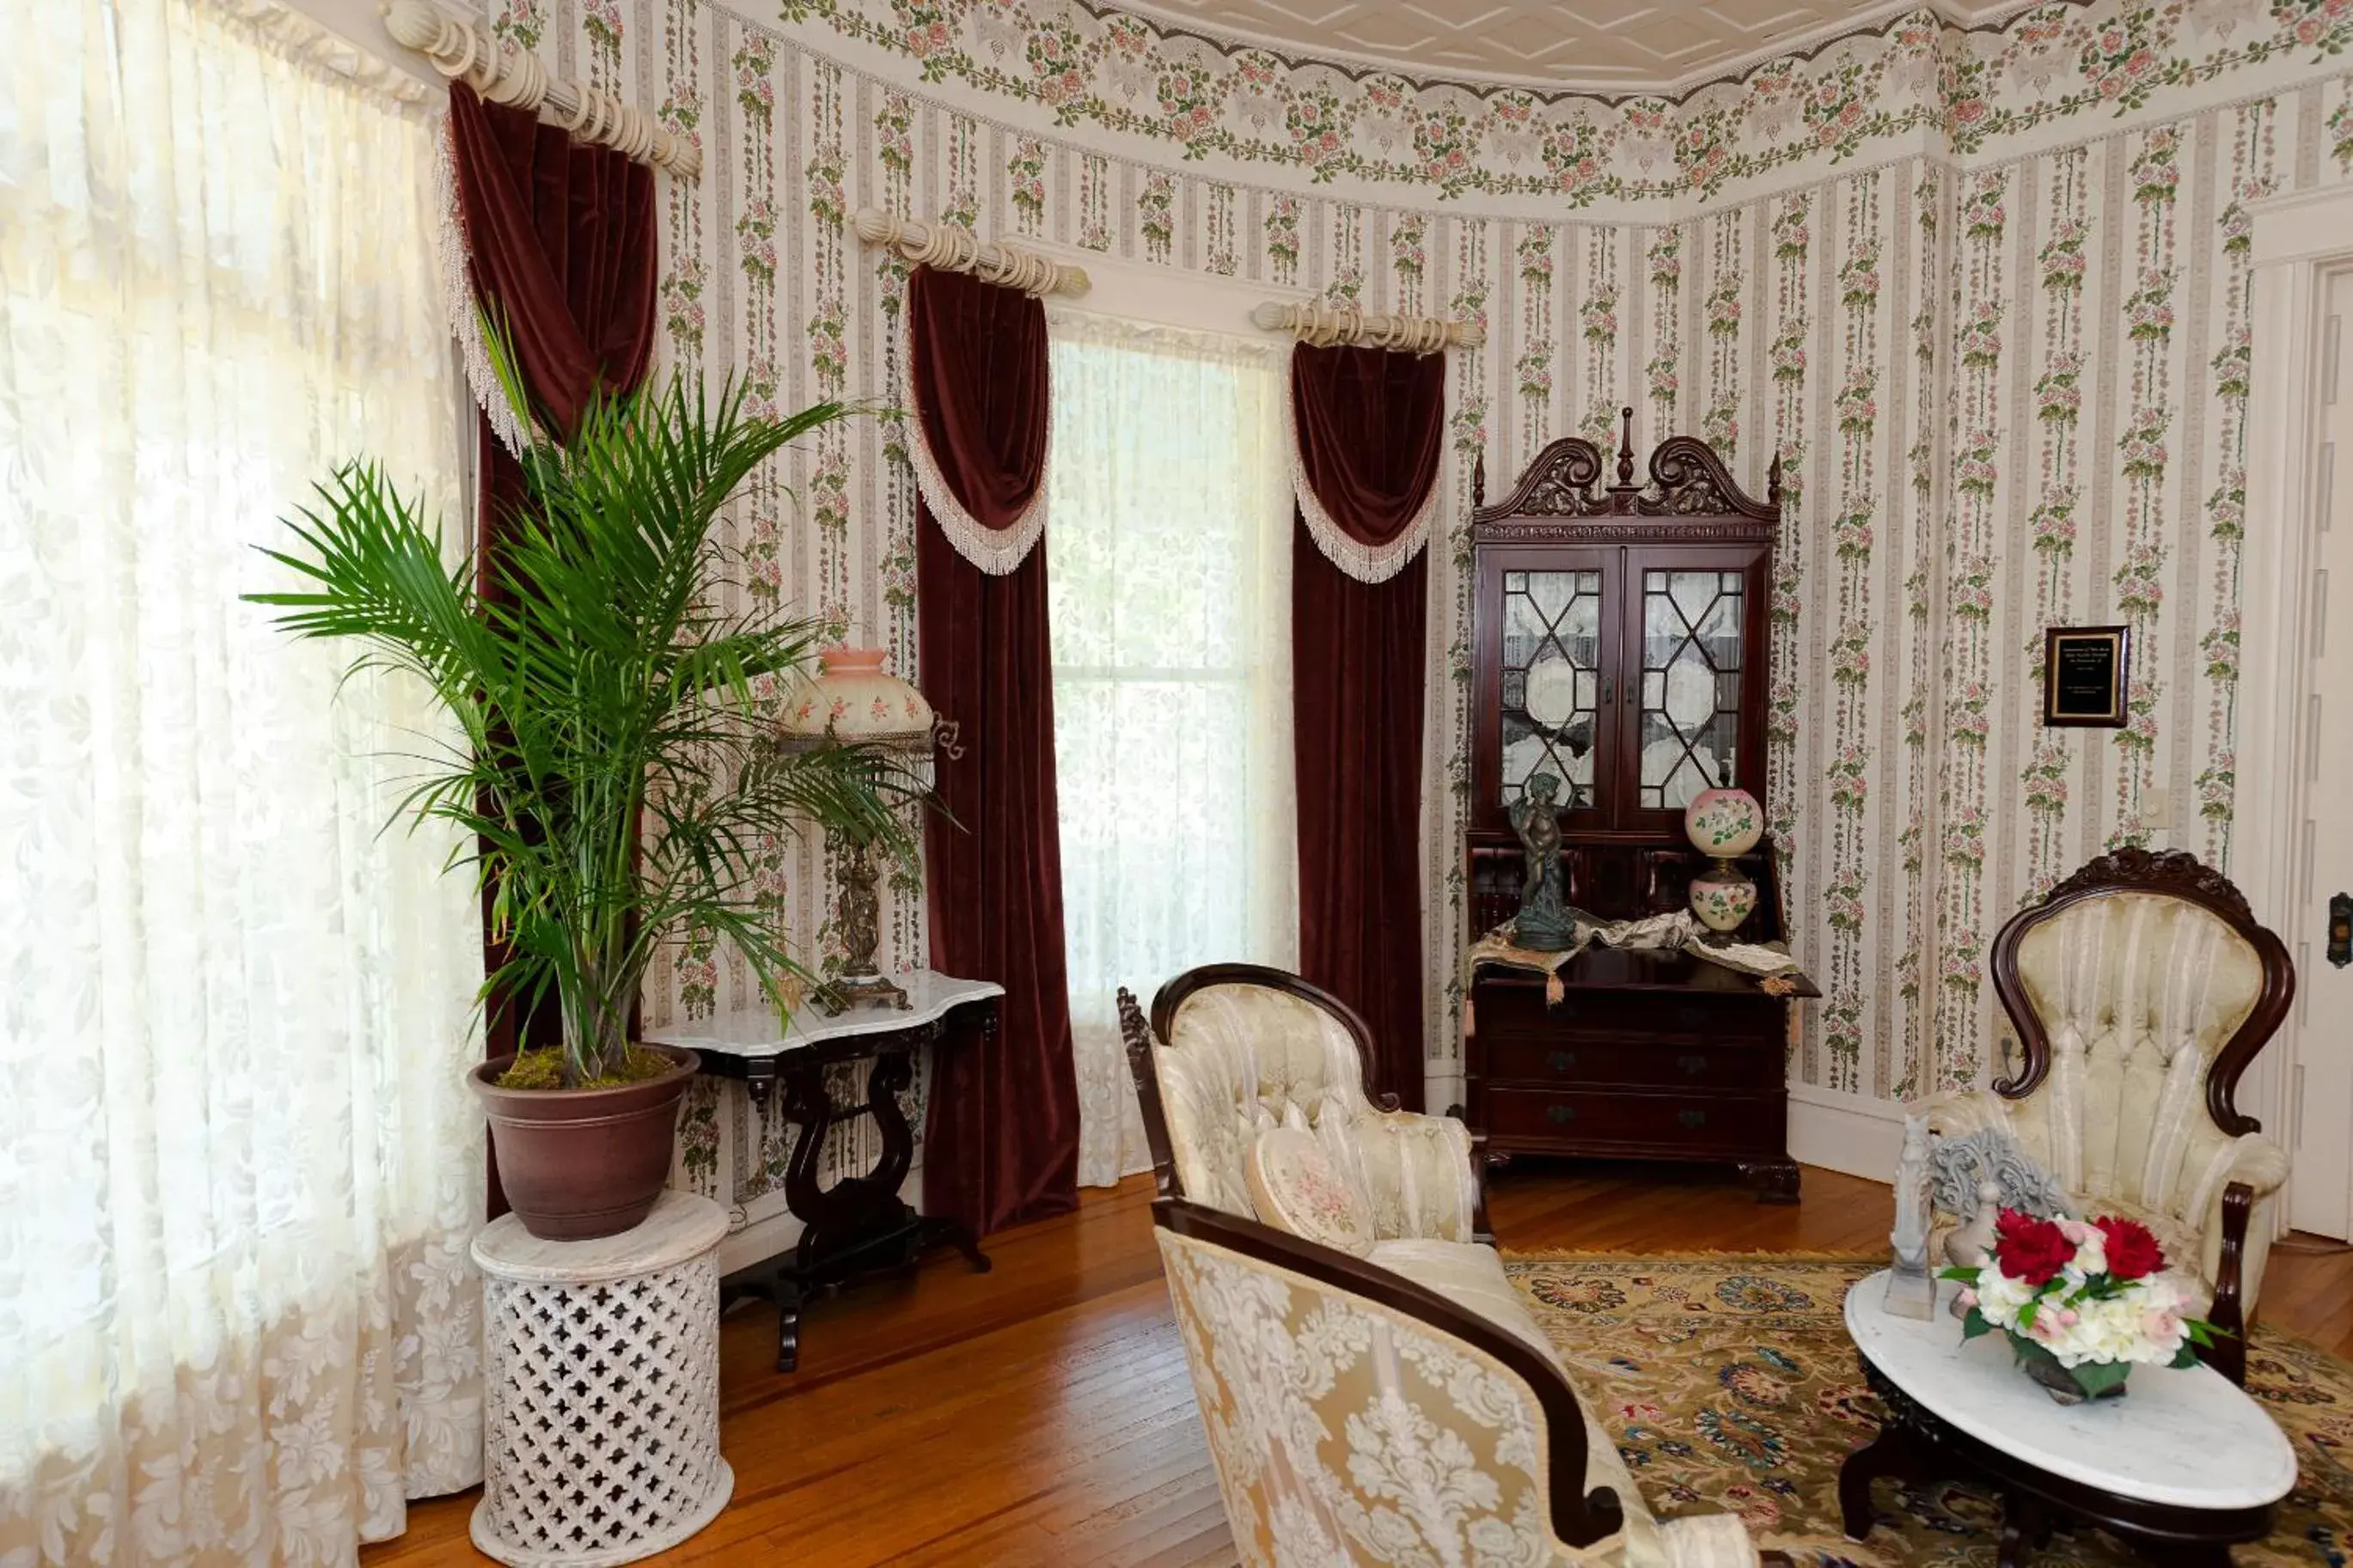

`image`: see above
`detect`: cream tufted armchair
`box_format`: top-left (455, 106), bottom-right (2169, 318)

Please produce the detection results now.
top-left (1126, 966), bottom-right (1770, 1568)
top-left (1132, 964), bottom-right (1488, 1244)
top-left (1921, 848), bottom-right (2295, 1385)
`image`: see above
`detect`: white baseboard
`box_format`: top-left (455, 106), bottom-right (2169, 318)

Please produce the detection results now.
top-left (1788, 1086), bottom-right (1901, 1184)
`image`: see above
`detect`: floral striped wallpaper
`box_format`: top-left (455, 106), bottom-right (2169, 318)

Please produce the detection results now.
top-left (481, 0), bottom-right (2351, 1126)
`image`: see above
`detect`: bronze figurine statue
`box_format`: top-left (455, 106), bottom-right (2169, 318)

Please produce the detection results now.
top-left (1508, 772), bottom-right (1576, 951)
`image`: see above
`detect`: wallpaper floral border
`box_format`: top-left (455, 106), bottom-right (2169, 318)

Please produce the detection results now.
top-left (663, 0), bottom-right (2351, 211)
top-left (484, 0), bottom-right (2353, 1141)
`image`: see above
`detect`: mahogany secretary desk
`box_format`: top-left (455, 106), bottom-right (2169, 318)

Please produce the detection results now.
top-left (1463, 413), bottom-right (1815, 1202)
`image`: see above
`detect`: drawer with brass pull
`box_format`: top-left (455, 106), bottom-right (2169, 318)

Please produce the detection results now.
top-left (1482, 1087), bottom-right (1782, 1156)
top-left (1482, 1034), bottom-right (1778, 1090)
top-left (1470, 981), bottom-right (1781, 1046)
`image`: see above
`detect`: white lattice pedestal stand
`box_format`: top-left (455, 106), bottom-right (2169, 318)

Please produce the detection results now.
top-left (471, 1191), bottom-right (734, 1567)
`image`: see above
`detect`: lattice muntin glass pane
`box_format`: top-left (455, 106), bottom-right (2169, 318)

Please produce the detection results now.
top-left (1499, 570), bottom-right (1601, 808)
top-left (1639, 570), bottom-right (1744, 809)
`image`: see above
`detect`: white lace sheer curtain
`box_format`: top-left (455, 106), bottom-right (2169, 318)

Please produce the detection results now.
top-left (1046, 314), bottom-right (1298, 1188)
top-left (0, 1), bottom-right (485, 1559)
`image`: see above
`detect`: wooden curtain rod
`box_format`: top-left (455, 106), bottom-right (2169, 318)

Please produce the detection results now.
top-left (382, 0), bottom-right (701, 179)
top-left (850, 210), bottom-right (1091, 299)
top-left (1250, 301), bottom-right (1483, 354)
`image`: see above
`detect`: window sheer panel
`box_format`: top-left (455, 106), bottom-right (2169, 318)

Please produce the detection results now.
top-left (1046, 317), bottom-right (1295, 1188)
top-left (1, 0), bottom-right (484, 1559)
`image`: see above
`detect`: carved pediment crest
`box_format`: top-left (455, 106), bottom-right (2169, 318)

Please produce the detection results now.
top-left (1474, 436), bottom-right (1608, 519)
top-left (1633, 436), bottom-right (1777, 521)
top-left (1472, 410), bottom-right (1779, 530)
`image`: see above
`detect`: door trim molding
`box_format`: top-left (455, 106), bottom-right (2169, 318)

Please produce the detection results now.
top-left (2242, 187), bottom-right (2353, 1236)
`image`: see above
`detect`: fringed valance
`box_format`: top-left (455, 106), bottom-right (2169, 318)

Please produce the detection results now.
top-left (1286, 345), bottom-right (1446, 583)
top-left (1252, 301), bottom-right (1484, 356)
top-left (853, 210), bottom-right (1090, 300)
top-left (383, 0), bottom-right (700, 178)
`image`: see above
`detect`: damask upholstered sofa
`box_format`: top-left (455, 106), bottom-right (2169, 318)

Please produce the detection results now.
top-left (1121, 965), bottom-right (1766, 1567)
top-left (1922, 848), bottom-right (2295, 1385)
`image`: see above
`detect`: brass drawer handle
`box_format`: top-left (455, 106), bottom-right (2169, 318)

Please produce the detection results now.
top-left (1678, 1108), bottom-right (1708, 1129)
top-left (1547, 1103), bottom-right (1577, 1125)
top-left (1677, 1052), bottom-right (1708, 1077)
top-left (1548, 1050), bottom-right (1577, 1074)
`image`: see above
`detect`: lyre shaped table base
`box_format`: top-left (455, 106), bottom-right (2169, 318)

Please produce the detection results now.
top-left (719, 1025), bottom-right (993, 1371)
top-left (648, 978), bottom-right (1004, 1374)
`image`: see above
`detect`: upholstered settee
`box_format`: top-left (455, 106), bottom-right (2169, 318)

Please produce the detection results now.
top-left (1920, 849), bottom-right (2295, 1385)
top-left (1122, 965), bottom-right (1765, 1568)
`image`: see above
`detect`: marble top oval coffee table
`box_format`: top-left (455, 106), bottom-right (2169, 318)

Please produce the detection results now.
top-left (1841, 1269), bottom-right (2296, 1568)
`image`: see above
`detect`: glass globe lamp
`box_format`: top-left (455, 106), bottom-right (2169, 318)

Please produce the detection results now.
top-left (775, 647), bottom-right (942, 1012)
top-left (1683, 786), bottom-right (1763, 940)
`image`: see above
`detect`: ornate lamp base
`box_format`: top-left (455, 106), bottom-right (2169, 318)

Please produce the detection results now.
top-left (812, 969), bottom-right (911, 1015)
top-left (811, 835), bottom-right (912, 1015)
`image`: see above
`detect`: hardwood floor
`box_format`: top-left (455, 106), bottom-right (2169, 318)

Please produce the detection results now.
top-left (366, 1162), bottom-right (2353, 1568)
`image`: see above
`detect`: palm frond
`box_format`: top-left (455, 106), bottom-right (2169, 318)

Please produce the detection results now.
top-left (244, 324), bottom-right (891, 1084)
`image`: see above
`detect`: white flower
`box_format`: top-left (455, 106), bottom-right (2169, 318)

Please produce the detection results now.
top-left (1969, 1246), bottom-right (2197, 1369)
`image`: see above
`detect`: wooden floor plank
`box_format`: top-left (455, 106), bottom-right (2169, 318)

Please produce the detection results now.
top-left (367, 1160), bottom-right (2353, 1567)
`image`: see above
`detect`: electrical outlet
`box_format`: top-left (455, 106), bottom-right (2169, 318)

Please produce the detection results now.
top-left (2145, 784), bottom-right (2173, 827)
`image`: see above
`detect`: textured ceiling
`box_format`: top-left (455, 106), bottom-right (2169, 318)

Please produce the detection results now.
top-left (1104, 0), bottom-right (2026, 93)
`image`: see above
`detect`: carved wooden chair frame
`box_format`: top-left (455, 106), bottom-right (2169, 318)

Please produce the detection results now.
top-left (1152, 1194), bottom-right (1628, 1552)
top-left (1119, 962), bottom-right (1491, 1242)
top-left (1986, 846), bottom-right (2295, 1384)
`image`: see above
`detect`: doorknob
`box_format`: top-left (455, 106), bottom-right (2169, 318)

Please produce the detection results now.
top-left (2332, 892), bottom-right (2351, 968)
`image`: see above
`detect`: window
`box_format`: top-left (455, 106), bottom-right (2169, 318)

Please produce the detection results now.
top-left (0, 0), bottom-right (484, 1549)
top-left (1046, 315), bottom-right (1296, 1186)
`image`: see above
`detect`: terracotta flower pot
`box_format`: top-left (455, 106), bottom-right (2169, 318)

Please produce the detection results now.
top-left (470, 1043), bottom-right (700, 1241)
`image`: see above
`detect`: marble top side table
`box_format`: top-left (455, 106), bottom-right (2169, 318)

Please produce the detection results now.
top-left (646, 971), bottom-right (1000, 1372)
top-left (471, 1192), bottom-right (735, 1567)
top-left (1840, 1269), bottom-right (2296, 1568)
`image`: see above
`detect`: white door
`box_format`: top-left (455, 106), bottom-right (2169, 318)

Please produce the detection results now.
top-left (2289, 270), bottom-right (2353, 1239)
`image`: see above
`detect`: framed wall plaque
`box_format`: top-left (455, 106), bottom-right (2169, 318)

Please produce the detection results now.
top-left (2043, 625), bottom-right (2130, 728)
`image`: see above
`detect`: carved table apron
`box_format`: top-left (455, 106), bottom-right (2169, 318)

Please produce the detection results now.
top-left (645, 972), bottom-right (999, 1372)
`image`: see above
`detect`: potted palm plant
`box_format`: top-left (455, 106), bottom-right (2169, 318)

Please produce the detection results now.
top-left (248, 342), bottom-right (912, 1240)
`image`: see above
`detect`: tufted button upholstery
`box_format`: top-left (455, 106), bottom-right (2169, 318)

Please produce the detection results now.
top-left (1924, 888), bottom-right (2290, 1315)
top-left (1150, 980), bottom-right (1478, 1242)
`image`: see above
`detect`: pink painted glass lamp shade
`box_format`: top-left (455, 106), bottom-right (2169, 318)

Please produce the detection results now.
top-left (778, 646), bottom-right (935, 766)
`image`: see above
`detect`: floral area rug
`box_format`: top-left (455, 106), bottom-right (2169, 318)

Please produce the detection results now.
top-left (1500, 1253), bottom-right (2353, 1566)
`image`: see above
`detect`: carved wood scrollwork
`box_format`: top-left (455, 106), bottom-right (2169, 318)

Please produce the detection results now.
top-left (1471, 436), bottom-right (1610, 520)
top-left (1636, 436), bottom-right (1779, 520)
top-left (1472, 412), bottom-right (1777, 535)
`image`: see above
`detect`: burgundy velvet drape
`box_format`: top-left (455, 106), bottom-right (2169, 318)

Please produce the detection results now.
top-left (1291, 345), bottom-right (1445, 1111)
top-left (448, 82), bottom-right (657, 446)
top-left (910, 266), bottom-right (1082, 1235)
top-left (447, 84), bottom-right (657, 1212)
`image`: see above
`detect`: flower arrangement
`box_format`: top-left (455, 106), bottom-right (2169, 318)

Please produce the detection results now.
top-left (1943, 1210), bottom-right (2224, 1402)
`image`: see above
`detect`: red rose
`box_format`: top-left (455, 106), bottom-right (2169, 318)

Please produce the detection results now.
top-left (2093, 1215), bottom-right (2166, 1280)
top-left (1992, 1208), bottom-right (2075, 1286)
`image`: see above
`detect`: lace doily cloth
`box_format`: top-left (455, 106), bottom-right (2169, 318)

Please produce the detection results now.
top-left (1466, 910), bottom-right (1809, 1006)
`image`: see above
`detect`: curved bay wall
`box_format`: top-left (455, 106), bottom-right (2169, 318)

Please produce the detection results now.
top-left (481, 0), bottom-right (2352, 1132)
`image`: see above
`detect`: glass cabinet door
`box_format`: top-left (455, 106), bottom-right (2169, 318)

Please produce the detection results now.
top-left (1498, 568), bottom-right (1604, 812)
top-left (1634, 567), bottom-right (1745, 810)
